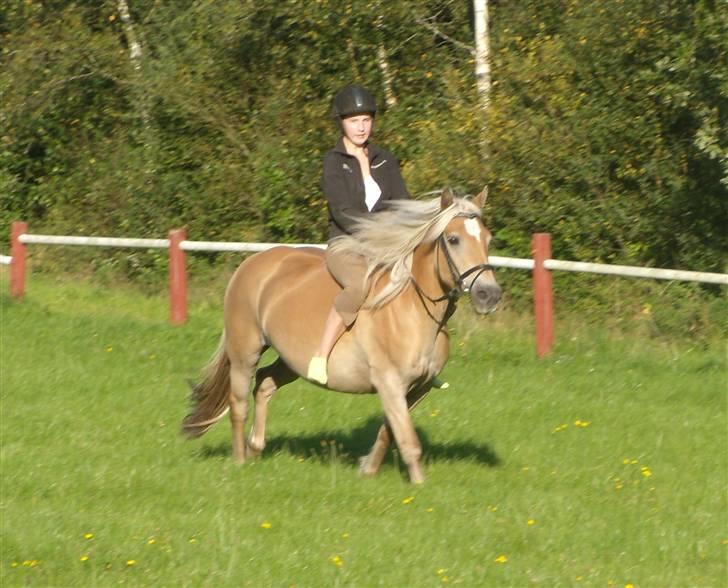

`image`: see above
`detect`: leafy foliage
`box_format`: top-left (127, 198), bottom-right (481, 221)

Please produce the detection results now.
top-left (1, 0), bottom-right (726, 285)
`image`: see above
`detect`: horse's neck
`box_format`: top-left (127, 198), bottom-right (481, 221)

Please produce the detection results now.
top-left (409, 240), bottom-right (452, 324)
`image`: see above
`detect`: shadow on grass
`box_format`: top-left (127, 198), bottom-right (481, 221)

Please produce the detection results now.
top-left (195, 415), bottom-right (501, 470)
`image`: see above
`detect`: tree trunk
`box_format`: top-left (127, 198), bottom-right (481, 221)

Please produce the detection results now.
top-left (376, 15), bottom-right (397, 108)
top-left (473, 0), bottom-right (491, 161)
top-left (377, 44), bottom-right (397, 108)
top-left (117, 0), bottom-right (150, 131)
top-left (117, 0), bottom-right (143, 70)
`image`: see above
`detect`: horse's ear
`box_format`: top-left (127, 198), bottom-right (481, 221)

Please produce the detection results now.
top-left (472, 185), bottom-right (489, 209)
top-left (441, 187), bottom-right (455, 210)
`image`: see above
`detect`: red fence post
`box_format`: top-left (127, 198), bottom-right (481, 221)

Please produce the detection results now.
top-left (532, 233), bottom-right (554, 358)
top-left (10, 221), bottom-right (28, 298)
top-left (168, 228), bottom-right (188, 325)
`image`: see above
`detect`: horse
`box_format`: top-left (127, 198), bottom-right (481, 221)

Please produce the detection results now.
top-left (181, 187), bottom-right (502, 483)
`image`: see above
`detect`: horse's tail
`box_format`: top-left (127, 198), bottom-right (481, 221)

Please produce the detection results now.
top-left (181, 334), bottom-right (231, 438)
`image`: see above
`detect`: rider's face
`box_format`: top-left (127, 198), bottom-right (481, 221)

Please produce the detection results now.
top-left (340, 114), bottom-right (373, 148)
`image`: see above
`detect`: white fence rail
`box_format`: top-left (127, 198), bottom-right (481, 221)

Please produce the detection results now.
top-left (6, 225), bottom-right (727, 356)
top-left (20, 234), bottom-right (170, 249)
top-left (7, 233), bottom-right (728, 285)
top-left (180, 240), bottom-right (326, 253)
top-left (544, 259), bottom-right (728, 285)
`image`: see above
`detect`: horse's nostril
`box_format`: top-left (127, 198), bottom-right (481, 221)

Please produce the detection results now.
top-left (475, 286), bottom-right (501, 300)
top-left (474, 284), bottom-right (502, 304)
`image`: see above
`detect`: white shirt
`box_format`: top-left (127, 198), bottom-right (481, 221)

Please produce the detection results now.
top-left (364, 175), bottom-right (382, 211)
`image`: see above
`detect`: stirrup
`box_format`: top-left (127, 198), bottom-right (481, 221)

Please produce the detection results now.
top-left (307, 356), bottom-right (328, 385)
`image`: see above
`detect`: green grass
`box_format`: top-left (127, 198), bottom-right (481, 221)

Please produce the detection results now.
top-left (1, 270), bottom-right (726, 587)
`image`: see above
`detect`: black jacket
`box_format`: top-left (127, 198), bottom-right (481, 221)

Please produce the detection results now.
top-left (322, 138), bottom-right (410, 239)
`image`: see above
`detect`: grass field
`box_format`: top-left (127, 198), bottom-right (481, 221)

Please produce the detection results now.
top-left (1, 270), bottom-right (726, 587)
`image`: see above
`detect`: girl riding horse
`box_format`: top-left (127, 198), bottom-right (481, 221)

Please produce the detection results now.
top-left (307, 84), bottom-right (410, 385)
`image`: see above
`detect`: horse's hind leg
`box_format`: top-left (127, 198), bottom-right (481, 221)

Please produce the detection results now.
top-left (247, 358), bottom-right (297, 457)
top-left (359, 421), bottom-right (393, 477)
top-left (360, 384), bottom-right (432, 478)
top-left (228, 357), bottom-right (257, 464)
top-left (227, 336), bottom-right (265, 464)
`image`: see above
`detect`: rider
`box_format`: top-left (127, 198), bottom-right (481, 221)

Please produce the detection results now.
top-left (307, 84), bottom-right (410, 385)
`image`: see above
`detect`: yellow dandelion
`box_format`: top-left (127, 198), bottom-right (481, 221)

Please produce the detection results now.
top-left (330, 555), bottom-right (343, 567)
top-left (494, 554), bottom-right (508, 564)
top-left (640, 466), bottom-right (652, 478)
top-left (126, 560), bottom-right (136, 567)
top-left (402, 496), bottom-right (415, 505)
top-left (426, 507), bottom-right (434, 512)
top-left (147, 538), bottom-right (156, 545)
top-left (553, 424), bottom-right (568, 433)
top-left (437, 568), bottom-right (447, 575)
top-left (260, 522), bottom-right (272, 529)
top-left (342, 533), bottom-right (350, 539)
top-left (84, 533), bottom-right (94, 540)
top-left (80, 555), bottom-right (89, 562)
top-left (625, 584), bottom-right (634, 588)
top-left (527, 519), bottom-right (536, 526)
top-left (11, 562), bottom-right (19, 568)
top-left (488, 505), bottom-right (498, 512)
top-left (106, 346), bottom-right (113, 352)
top-left (188, 538), bottom-right (198, 544)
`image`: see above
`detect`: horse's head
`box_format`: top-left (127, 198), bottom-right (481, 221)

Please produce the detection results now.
top-left (437, 187), bottom-right (502, 314)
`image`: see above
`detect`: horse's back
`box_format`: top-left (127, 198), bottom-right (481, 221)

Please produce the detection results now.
top-left (224, 245), bottom-right (337, 348)
top-left (226, 245), bottom-right (331, 306)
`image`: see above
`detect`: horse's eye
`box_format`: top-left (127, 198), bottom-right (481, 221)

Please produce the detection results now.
top-left (446, 235), bottom-right (460, 246)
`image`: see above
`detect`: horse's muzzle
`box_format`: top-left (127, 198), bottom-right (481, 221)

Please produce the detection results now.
top-left (471, 282), bottom-right (502, 314)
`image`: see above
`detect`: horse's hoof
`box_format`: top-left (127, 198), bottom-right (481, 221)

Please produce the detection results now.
top-left (408, 465), bottom-right (426, 484)
top-left (246, 446), bottom-right (261, 459)
top-left (358, 456), bottom-right (379, 477)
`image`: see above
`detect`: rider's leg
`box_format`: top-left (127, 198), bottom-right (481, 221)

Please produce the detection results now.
top-left (307, 306), bottom-right (346, 385)
top-left (307, 249), bottom-right (367, 385)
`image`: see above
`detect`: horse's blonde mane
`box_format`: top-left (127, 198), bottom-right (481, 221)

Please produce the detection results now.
top-left (328, 195), bottom-right (482, 308)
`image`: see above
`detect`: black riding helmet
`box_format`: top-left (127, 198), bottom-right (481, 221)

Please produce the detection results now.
top-left (331, 85), bottom-right (377, 118)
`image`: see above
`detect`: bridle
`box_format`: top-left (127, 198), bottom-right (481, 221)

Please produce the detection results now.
top-left (410, 212), bottom-right (495, 306)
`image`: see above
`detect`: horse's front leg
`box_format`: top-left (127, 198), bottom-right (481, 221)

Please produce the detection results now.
top-left (360, 384), bottom-right (432, 479)
top-left (369, 375), bottom-right (432, 483)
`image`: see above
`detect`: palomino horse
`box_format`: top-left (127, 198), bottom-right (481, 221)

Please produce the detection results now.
top-left (182, 188), bottom-right (501, 483)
